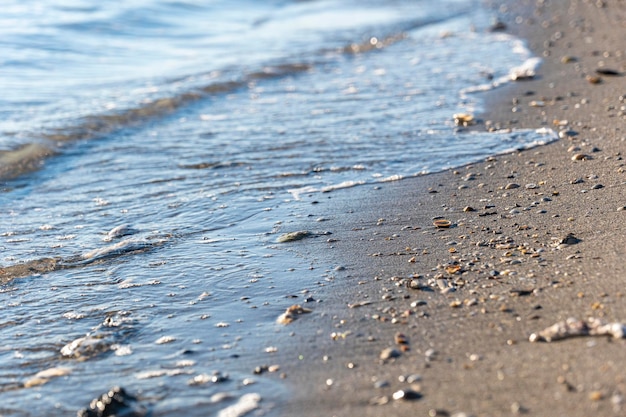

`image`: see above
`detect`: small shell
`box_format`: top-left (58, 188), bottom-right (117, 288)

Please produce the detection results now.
top-left (433, 219), bottom-right (451, 228)
top-left (445, 265), bottom-right (461, 274)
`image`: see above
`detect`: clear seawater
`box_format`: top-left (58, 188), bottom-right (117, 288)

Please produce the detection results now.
top-left (0, 0), bottom-right (554, 415)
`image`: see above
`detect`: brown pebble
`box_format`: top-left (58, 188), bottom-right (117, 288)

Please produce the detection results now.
top-left (589, 391), bottom-right (604, 401)
top-left (463, 206), bottom-right (475, 212)
top-left (504, 183), bottom-right (520, 189)
top-left (586, 75), bottom-right (602, 84)
top-left (571, 154), bottom-right (590, 161)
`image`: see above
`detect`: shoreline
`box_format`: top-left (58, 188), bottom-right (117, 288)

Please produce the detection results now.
top-left (273, 0), bottom-right (626, 416)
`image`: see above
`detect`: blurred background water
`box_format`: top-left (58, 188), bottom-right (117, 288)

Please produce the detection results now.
top-left (0, 0), bottom-right (554, 415)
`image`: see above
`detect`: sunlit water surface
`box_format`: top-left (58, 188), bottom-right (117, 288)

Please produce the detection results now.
top-left (0, 0), bottom-right (555, 415)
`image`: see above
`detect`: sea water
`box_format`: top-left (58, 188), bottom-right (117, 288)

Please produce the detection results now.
top-left (0, 0), bottom-right (554, 415)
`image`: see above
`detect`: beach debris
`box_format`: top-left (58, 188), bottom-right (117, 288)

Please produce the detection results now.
top-left (348, 300), bottom-right (372, 308)
top-left (558, 233), bottom-right (581, 245)
top-left (529, 100), bottom-right (545, 107)
top-left (453, 113), bottom-right (475, 126)
top-left (380, 347), bottom-right (401, 361)
top-left (504, 183), bottom-right (520, 189)
top-left (103, 224), bottom-right (138, 241)
top-left (395, 332), bottom-right (409, 348)
top-left (276, 230), bottom-right (311, 243)
top-left (463, 206), bottom-right (475, 212)
top-left (392, 389), bottom-right (422, 401)
top-left (571, 153), bottom-right (591, 161)
top-left (433, 219), bottom-right (452, 228)
top-left (24, 367), bottom-right (71, 388)
top-left (216, 393), bottom-right (261, 417)
top-left (276, 304), bottom-right (312, 324)
top-left (586, 75), bottom-right (602, 84)
top-left (77, 386), bottom-right (147, 417)
top-left (529, 317), bottom-right (626, 342)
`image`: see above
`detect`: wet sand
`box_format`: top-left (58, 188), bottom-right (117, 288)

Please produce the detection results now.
top-left (272, 0), bottom-right (626, 416)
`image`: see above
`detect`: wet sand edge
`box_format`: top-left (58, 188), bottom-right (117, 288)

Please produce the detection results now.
top-left (273, 1), bottom-right (626, 416)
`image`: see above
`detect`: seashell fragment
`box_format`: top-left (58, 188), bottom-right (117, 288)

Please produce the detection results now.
top-left (529, 317), bottom-right (626, 342)
top-left (392, 389), bottom-right (422, 401)
top-left (276, 304), bottom-right (312, 324)
top-left (433, 219), bottom-right (452, 228)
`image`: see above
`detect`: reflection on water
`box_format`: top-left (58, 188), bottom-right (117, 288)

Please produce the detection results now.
top-left (0, 0), bottom-right (555, 415)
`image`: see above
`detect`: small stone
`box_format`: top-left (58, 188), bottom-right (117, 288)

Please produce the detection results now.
top-left (571, 154), bottom-right (590, 161)
top-left (380, 348), bottom-right (401, 360)
top-left (589, 391), bottom-right (604, 401)
top-left (586, 75), bottom-right (602, 84)
top-left (559, 234), bottom-right (581, 245)
top-left (525, 183), bottom-right (538, 189)
top-left (504, 183), bottom-right (520, 189)
top-left (591, 184), bottom-right (604, 189)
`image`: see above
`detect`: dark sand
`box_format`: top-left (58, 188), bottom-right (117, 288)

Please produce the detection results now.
top-left (272, 1), bottom-right (626, 416)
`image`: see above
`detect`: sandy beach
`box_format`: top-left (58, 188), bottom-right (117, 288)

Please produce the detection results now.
top-left (271, 0), bottom-right (626, 416)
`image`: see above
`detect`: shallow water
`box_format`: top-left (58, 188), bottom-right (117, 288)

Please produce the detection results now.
top-left (0, 0), bottom-right (555, 415)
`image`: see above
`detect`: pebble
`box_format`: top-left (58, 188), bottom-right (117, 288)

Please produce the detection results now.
top-left (380, 348), bottom-right (401, 360)
top-left (571, 153), bottom-right (590, 161)
top-left (504, 183), bottom-right (520, 189)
